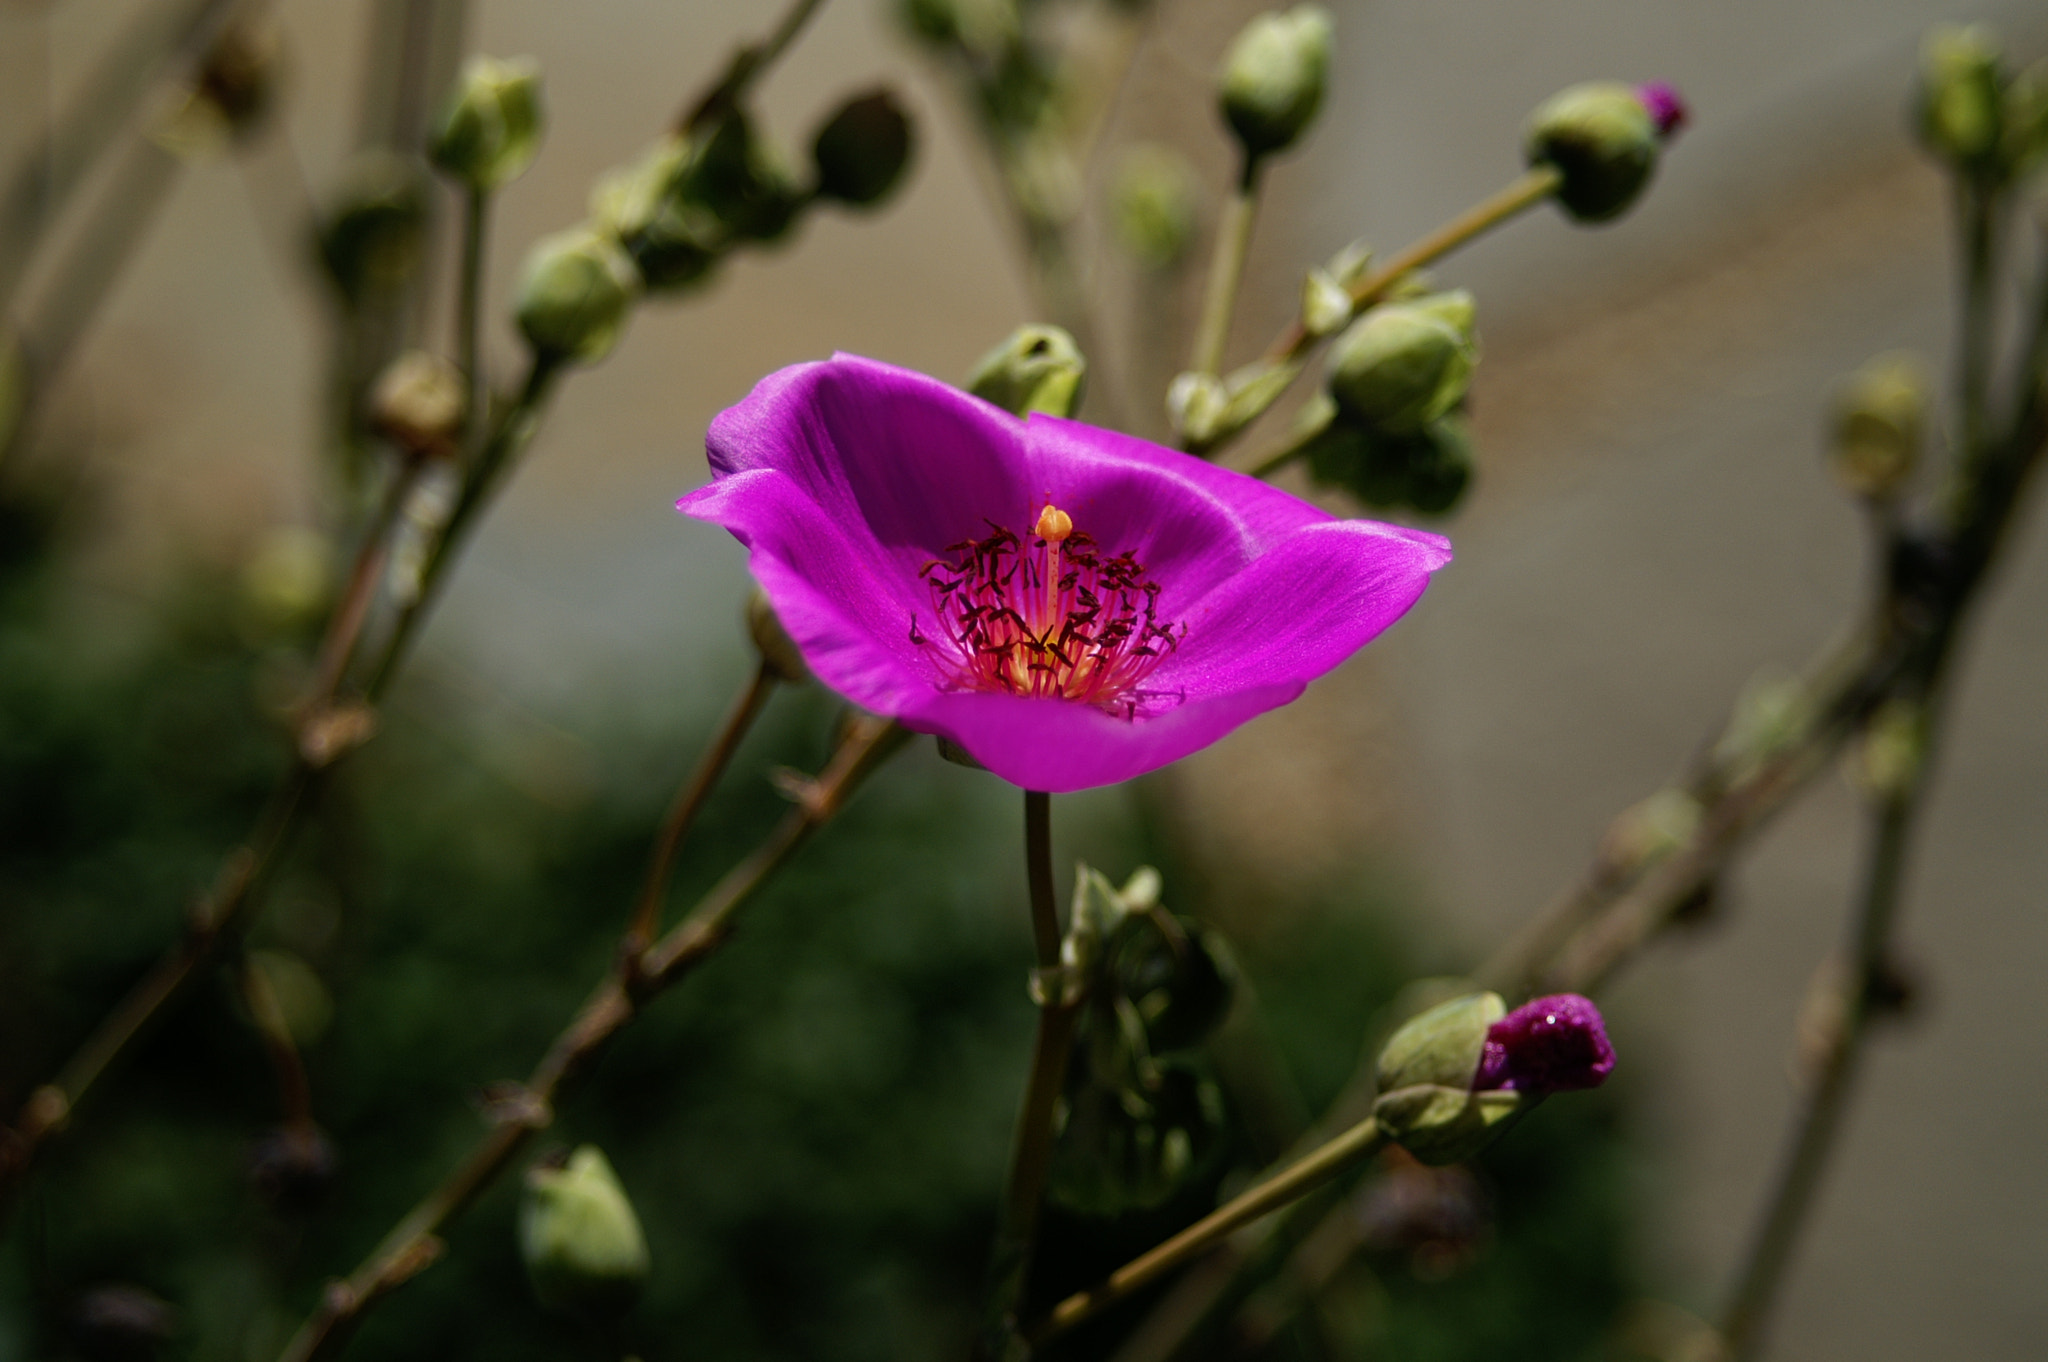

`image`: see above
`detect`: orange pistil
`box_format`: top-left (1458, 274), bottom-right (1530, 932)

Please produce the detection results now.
top-left (912, 503), bottom-right (1184, 718)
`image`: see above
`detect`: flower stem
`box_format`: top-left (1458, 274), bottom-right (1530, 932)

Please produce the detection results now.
top-left (303, 458), bottom-right (423, 712)
top-left (1717, 772), bottom-right (1921, 1362)
top-left (622, 661), bottom-right (780, 962)
top-left (1030, 1117), bottom-right (1388, 1344)
top-left (1190, 154), bottom-right (1264, 379)
top-left (980, 791), bottom-right (1076, 1355)
top-left (277, 716), bottom-right (902, 1362)
top-left (678, 0), bottom-right (829, 133)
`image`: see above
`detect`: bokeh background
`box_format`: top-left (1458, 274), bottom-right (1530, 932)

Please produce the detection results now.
top-left (2, 1), bottom-right (2045, 1359)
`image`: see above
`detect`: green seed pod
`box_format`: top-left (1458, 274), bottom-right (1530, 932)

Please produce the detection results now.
top-left (967, 324), bottom-right (1087, 418)
top-left (746, 585), bottom-right (808, 683)
top-left (1218, 6), bottom-right (1334, 159)
top-left (1112, 144), bottom-right (1200, 269)
top-left (1917, 24), bottom-right (2005, 176)
top-left (1300, 267), bottom-right (1352, 337)
top-left (1372, 992), bottom-right (1523, 1166)
top-left (811, 90), bottom-right (915, 208)
top-left (519, 1146), bottom-right (650, 1319)
top-left (1829, 353), bottom-right (1926, 501)
top-left (430, 55), bottom-right (544, 192)
top-left (1325, 299), bottom-right (1475, 433)
top-left (514, 229), bottom-right (639, 365)
top-left (1524, 82), bottom-right (1662, 223)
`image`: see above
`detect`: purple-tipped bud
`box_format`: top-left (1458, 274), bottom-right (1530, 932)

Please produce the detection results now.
top-left (1473, 994), bottom-right (1614, 1096)
top-left (1636, 82), bottom-right (1688, 139)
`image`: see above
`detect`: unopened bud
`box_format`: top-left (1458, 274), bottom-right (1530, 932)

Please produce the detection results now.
top-left (249, 1123), bottom-right (338, 1214)
top-left (515, 230), bottom-right (639, 364)
top-left (687, 111), bottom-right (807, 243)
top-left (1472, 994), bottom-right (1614, 1096)
top-left (746, 585), bottom-right (808, 682)
top-left (811, 90), bottom-right (914, 207)
top-left (368, 351), bottom-right (464, 460)
top-left (1325, 298), bottom-right (1476, 433)
top-left (1325, 238), bottom-right (1373, 288)
top-left (1168, 370), bottom-right (1229, 446)
top-left (1219, 6), bottom-right (1333, 159)
top-left (1829, 352), bottom-right (1925, 500)
top-left (519, 1146), bottom-right (650, 1319)
top-left (1112, 144), bottom-right (1200, 268)
top-left (1525, 81), bottom-right (1681, 224)
top-left (1855, 699), bottom-right (1927, 800)
top-left (592, 138), bottom-right (722, 294)
top-left (1301, 267), bottom-right (1352, 337)
top-left (317, 154), bottom-right (428, 305)
top-left (156, 16), bottom-right (281, 153)
top-left (240, 526), bottom-right (333, 631)
top-left (1917, 25), bottom-right (2005, 175)
top-left (430, 55), bottom-right (545, 192)
top-left (1599, 787), bottom-right (1702, 874)
top-left (967, 324), bottom-right (1087, 418)
top-left (1373, 992), bottom-right (1523, 1165)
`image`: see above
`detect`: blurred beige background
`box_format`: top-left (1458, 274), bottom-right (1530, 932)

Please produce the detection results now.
top-left (4, 0), bottom-right (2046, 1356)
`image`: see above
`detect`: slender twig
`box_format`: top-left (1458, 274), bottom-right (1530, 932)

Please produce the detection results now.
top-left (304, 458), bottom-right (424, 709)
top-left (1031, 1117), bottom-right (1388, 1344)
top-left (1954, 181), bottom-right (1998, 457)
top-left (979, 791), bottom-right (1077, 1355)
top-left (277, 715), bottom-right (900, 1362)
top-left (622, 662), bottom-right (779, 958)
top-left (679, 0), bottom-right (829, 133)
top-left (1189, 155), bottom-right (1264, 379)
top-left (1718, 772), bottom-right (1923, 1362)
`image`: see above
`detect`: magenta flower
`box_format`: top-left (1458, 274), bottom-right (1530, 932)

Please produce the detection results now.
top-left (1636, 81), bottom-right (1688, 139)
top-left (1473, 994), bottom-right (1615, 1096)
top-left (678, 355), bottom-right (1451, 792)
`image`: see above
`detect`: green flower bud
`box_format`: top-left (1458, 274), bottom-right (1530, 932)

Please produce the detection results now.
top-left (514, 229), bottom-right (639, 365)
top-left (367, 351), bottom-right (464, 461)
top-left (746, 585), bottom-right (808, 683)
top-left (811, 90), bottom-right (914, 208)
top-left (1167, 370), bottom-right (1228, 447)
top-left (1372, 992), bottom-right (1523, 1165)
top-left (519, 1146), bottom-right (649, 1319)
top-left (1917, 25), bottom-right (2005, 175)
top-left (1829, 352), bottom-right (1925, 501)
top-left (967, 324), bottom-right (1087, 418)
top-left (686, 111), bottom-right (808, 244)
top-left (155, 16), bottom-right (282, 156)
top-left (1325, 298), bottom-right (1476, 433)
top-left (1855, 699), bottom-right (1927, 801)
top-left (1524, 82), bottom-right (1663, 223)
top-left (1218, 6), bottom-right (1333, 159)
top-left (317, 154), bottom-right (428, 305)
top-left (591, 138), bottom-right (722, 294)
top-left (1112, 145), bottom-right (1200, 269)
top-left (430, 55), bottom-right (545, 192)
top-left (1301, 267), bottom-right (1352, 337)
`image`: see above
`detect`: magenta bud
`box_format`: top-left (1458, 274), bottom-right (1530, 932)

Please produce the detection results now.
top-left (1636, 82), bottom-right (1688, 139)
top-left (1473, 994), bottom-right (1614, 1096)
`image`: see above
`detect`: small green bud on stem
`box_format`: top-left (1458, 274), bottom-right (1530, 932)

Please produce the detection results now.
top-left (1917, 25), bottom-right (2005, 177)
top-left (1829, 352), bottom-right (1926, 501)
top-left (967, 325), bottom-right (1087, 418)
top-left (519, 1146), bottom-right (650, 1319)
top-left (367, 351), bottom-right (464, 462)
top-left (514, 229), bottom-right (640, 364)
top-left (1325, 293), bottom-right (1477, 433)
top-left (1112, 145), bottom-right (1200, 269)
top-left (1373, 992), bottom-right (1524, 1165)
top-left (1218, 7), bottom-right (1333, 161)
top-left (430, 55), bottom-right (545, 192)
top-left (1525, 81), bottom-right (1681, 223)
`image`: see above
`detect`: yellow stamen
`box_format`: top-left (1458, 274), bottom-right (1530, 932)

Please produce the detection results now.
top-left (1034, 503), bottom-right (1073, 543)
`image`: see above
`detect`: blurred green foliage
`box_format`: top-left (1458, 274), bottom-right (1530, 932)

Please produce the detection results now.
top-left (0, 478), bottom-right (1637, 1362)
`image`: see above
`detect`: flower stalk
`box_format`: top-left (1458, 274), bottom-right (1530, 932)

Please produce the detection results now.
top-left (1189, 156), bottom-right (1264, 379)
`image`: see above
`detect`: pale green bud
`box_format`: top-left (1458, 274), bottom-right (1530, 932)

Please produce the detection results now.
top-left (1524, 82), bottom-right (1661, 223)
top-left (1855, 700), bottom-right (1927, 801)
top-left (1324, 238), bottom-right (1373, 288)
top-left (1219, 6), bottom-right (1333, 159)
top-left (591, 138), bottom-right (722, 294)
top-left (519, 1146), bottom-right (650, 1318)
top-left (1112, 145), bottom-right (1200, 268)
top-left (1325, 299), bottom-right (1476, 433)
top-left (240, 526), bottom-right (333, 631)
top-left (430, 55), bottom-right (544, 192)
top-left (746, 585), bottom-right (808, 683)
top-left (1599, 787), bottom-right (1703, 874)
top-left (967, 325), bottom-right (1087, 418)
top-left (1829, 352), bottom-right (1926, 501)
top-left (1301, 267), bottom-right (1352, 337)
top-left (1917, 25), bottom-right (2005, 175)
top-left (811, 90), bottom-right (914, 208)
top-left (1167, 370), bottom-right (1228, 447)
top-left (1372, 992), bottom-right (1523, 1166)
top-left (317, 154), bottom-right (428, 305)
top-left (514, 230), bottom-right (639, 364)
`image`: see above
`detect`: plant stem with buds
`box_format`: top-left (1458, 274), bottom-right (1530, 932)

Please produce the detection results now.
top-left (1190, 156), bottom-right (1264, 379)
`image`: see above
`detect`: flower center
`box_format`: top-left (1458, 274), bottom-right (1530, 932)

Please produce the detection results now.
top-left (911, 502), bottom-right (1185, 718)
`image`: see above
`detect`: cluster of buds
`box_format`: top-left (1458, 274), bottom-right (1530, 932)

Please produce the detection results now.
top-left (1302, 285), bottom-right (1479, 514)
top-left (1373, 992), bottom-right (1613, 1165)
top-left (1044, 866), bottom-right (1239, 1216)
top-left (516, 85), bottom-right (914, 365)
top-left (1915, 25), bottom-right (2048, 184)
